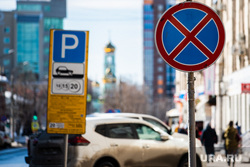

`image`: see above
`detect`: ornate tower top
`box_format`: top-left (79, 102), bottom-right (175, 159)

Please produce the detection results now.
top-left (104, 42), bottom-right (115, 53)
top-left (103, 41), bottom-right (116, 87)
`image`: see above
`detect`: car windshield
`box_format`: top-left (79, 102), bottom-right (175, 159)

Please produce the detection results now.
top-left (143, 117), bottom-right (171, 134)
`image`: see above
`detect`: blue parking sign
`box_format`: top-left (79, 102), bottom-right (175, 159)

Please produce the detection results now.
top-left (53, 30), bottom-right (86, 63)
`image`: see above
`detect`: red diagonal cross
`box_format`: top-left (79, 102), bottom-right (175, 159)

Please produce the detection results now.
top-left (168, 14), bottom-right (214, 59)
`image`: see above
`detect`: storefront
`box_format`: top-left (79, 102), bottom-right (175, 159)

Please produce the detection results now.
top-left (220, 65), bottom-right (250, 134)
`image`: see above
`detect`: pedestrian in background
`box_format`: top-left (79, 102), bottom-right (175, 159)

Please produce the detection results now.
top-left (178, 123), bottom-right (187, 134)
top-left (224, 121), bottom-right (238, 167)
top-left (235, 121), bottom-right (242, 136)
top-left (200, 123), bottom-right (218, 163)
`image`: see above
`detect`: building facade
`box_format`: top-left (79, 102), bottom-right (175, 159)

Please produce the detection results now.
top-left (143, 0), bottom-right (176, 115)
top-left (0, 11), bottom-right (15, 77)
top-left (214, 0), bottom-right (250, 141)
top-left (0, 0), bottom-right (66, 80)
top-left (173, 0), bottom-right (250, 142)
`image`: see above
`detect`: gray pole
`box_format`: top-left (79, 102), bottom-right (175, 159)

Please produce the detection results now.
top-left (188, 72), bottom-right (196, 167)
top-left (64, 134), bottom-right (68, 167)
top-left (10, 74), bottom-right (15, 142)
top-left (186, 1), bottom-right (196, 166)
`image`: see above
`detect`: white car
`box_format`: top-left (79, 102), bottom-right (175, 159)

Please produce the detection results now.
top-left (88, 112), bottom-right (172, 134)
top-left (88, 112), bottom-right (190, 140)
top-left (67, 117), bottom-right (206, 167)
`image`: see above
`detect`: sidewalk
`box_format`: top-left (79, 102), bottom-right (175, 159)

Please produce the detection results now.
top-left (206, 150), bottom-right (250, 167)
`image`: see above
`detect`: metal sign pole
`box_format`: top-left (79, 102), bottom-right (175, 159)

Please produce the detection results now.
top-left (64, 134), bottom-right (68, 167)
top-left (186, 1), bottom-right (195, 166)
top-left (188, 72), bottom-right (196, 167)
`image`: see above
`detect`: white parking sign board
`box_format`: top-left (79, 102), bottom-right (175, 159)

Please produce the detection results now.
top-left (47, 29), bottom-right (89, 134)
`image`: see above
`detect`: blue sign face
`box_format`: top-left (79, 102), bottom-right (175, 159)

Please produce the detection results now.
top-left (53, 30), bottom-right (86, 63)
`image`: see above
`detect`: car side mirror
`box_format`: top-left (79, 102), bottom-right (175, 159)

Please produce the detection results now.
top-left (161, 134), bottom-right (169, 141)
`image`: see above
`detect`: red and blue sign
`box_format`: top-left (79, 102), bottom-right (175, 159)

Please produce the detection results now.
top-left (155, 2), bottom-right (225, 72)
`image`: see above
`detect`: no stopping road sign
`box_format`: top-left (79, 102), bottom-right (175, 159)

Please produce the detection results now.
top-left (155, 2), bottom-right (225, 72)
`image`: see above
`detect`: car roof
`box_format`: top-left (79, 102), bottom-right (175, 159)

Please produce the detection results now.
top-left (89, 112), bottom-right (161, 120)
top-left (86, 116), bottom-right (167, 134)
top-left (88, 112), bottom-right (170, 128)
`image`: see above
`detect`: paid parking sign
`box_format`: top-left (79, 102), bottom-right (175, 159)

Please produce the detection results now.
top-left (155, 2), bottom-right (225, 72)
top-left (47, 29), bottom-right (89, 134)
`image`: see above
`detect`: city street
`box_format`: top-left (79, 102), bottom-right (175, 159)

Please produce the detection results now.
top-left (1, 146), bottom-right (250, 167)
top-left (0, 147), bottom-right (28, 167)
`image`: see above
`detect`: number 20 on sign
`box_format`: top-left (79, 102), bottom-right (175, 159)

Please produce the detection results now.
top-left (47, 29), bottom-right (89, 134)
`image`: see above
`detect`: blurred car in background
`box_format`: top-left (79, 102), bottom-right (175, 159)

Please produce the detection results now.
top-left (67, 117), bottom-right (206, 167)
top-left (0, 131), bottom-right (11, 148)
top-left (25, 130), bottom-right (65, 166)
top-left (25, 129), bottom-right (84, 167)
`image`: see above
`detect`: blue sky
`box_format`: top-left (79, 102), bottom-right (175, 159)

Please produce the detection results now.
top-left (0, 0), bottom-right (143, 85)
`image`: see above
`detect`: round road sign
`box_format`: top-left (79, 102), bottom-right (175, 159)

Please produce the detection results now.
top-left (155, 2), bottom-right (225, 72)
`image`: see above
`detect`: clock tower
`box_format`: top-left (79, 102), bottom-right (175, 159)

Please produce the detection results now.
top-left (103, 42), bottom-right (116, 91)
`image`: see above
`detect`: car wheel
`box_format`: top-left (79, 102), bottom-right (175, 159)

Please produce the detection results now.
top-left (179, 155), bottom-right (188, 167)
top-left (57, 71), bottom-right (61, 75)
top-left (96, 161), bottom-right (116, 167)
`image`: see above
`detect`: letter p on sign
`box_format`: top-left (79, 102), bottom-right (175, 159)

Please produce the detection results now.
top-left (61, 34), bottom-right (79, 58)
top-left (53, 30), bottom-right (86, 63)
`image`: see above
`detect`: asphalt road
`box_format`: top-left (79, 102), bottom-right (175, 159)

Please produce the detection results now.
top-left (205, 152), bottom-right (250, 167)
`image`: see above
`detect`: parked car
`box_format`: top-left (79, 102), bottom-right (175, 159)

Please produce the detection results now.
top-left (88, 112), bottom-right (173, 134)
top-left (67, 117), bottom-right (206, 167)
top-left (25, 129), bottom-right (66, 166)
top-left (88, 112), bottom-right (191, 140)
top-left (0, 131), bottom-right (11, 148)
top-left (25, 116), bottom-right (206, 167)
top-left (25, 129), bottom-right (85, 166)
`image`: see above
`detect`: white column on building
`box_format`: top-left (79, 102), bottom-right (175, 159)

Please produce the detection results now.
top-left (242, 93), bottom-right (246, 133)
top-left (246, 94), bottom-right (250, 132)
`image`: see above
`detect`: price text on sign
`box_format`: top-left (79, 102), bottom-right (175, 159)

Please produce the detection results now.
top-left (47, 30), bottom-right (89, 134)
top-left (155, 2), bottom-right (225, 72)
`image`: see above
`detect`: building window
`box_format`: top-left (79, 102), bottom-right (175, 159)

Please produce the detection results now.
top-left (17, 22), bottom-right (39, 73)
top-left (44, 35), bottom-right (50, 43)
top-left (157, 75), bottom-right (163, 80)
top-left (144, 31), bottom-right (153, 39)
top-left (44, 18), bottom-right (63, 30)
top-left (144, 4), bottom-right (153, 12)
top-left (44, 5), bottom-right (51, 12)
top-left (3, 48), bottom-right (9, 54)
top-left (144, 40), bottom-right (153, 47)
top-left (17, 4), bottom-right (42, 11)
top-left (158, 4), bottom-right (164, 11)
top-left (3, 37), bottom-right (10, 44)
top-left (157, 80), bottom-right (163, 85)
top-left (44, 48), bottom-right (49, 55)
top-left (157, 57), bottom-right (163, 63)
top-left (158, 13), bottom-right (162, 19)
top-left (144, 22), bottom-right (154, 29)
top-left (3, 59), bottom-right (10, 66)
top-left (157, 88), bottom-right (163, 94)
top-left (157, 66), bottom-right (163, 72)
top-left (4, 27), bottom-right (10, 33)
